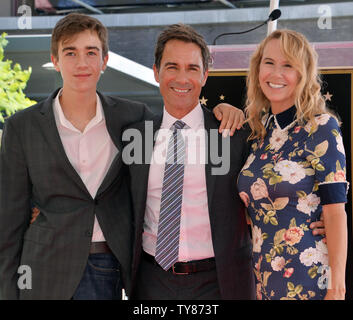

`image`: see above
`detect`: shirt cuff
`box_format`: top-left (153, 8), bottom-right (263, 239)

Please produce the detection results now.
top-left (318, 182), bottom-right (348, 205)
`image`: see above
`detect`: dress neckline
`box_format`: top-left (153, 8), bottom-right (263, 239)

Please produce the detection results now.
top-left (265, 105), bottom-right (297, 131)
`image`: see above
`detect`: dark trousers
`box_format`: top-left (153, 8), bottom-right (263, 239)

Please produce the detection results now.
top-left (134, 254), bottom-right (221, 300)
top-left (71, 253), bottom-right (122, 300)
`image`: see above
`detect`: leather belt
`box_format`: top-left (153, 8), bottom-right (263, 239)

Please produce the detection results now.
top-left (142, 251), bottom-right (216, 275)
top-left (90, 242), bottom-right (112, 254)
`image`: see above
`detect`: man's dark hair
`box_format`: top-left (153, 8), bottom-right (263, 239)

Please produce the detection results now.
top-left (154, 23), bottom-right (210, 73)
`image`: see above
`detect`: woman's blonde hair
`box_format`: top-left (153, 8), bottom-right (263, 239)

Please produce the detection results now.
top-left (245, 29), bottom-right (331, 141)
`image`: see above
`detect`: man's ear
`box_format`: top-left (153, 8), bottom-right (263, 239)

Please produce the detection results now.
top-left (202, 69), bottom-right (209, 87)
top-left (153, 64), bottom-right (160, 84)
top-left (51, 54), bottom-right (60, 72)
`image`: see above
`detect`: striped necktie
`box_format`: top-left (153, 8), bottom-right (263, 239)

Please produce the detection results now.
top-left (155, 120), bottom-right (186, 270)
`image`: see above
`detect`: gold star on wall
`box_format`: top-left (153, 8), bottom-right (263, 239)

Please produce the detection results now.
top-left (219, 94), bottom-right (225, 101)
top-left (200, 96), bottom-right (208, 106)
top-left (323, 91), bottom-right (333, 101)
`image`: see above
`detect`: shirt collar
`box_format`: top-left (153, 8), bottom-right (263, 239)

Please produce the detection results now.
top-left (265, 105), bottom-right (297, 130)
top-left (161, 103), bottom-right (204, 130)
top-left (53, 88), bottom-right (104, 132)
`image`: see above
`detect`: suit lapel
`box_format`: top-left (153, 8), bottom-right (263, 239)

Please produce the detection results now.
top-left (132, 115), bottom-right (162, 228)
top-left (38, 89), bottom-right (91, 197)
top-left (203, 107), bottom-right (219, 218)
top-left (137, 115), bottom-right (162, 198)
top-left (99, 92), bottom-right (122, 150)
top-left (96, 93), bottom-right (123, 197)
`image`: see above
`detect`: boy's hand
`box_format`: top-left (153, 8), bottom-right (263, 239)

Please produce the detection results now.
top-left (213, 103), bottom-right (245, 137)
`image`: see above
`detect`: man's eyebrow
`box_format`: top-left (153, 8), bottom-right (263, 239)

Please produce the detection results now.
top-left (163, 62), bottom-right (201, 69)
top-left (189, 63), bottom-right (201, 69)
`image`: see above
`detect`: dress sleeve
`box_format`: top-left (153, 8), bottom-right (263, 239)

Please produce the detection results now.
top-left (304, 114), bottom-right (348, 205)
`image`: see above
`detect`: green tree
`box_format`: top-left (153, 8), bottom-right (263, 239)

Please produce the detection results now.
top-left (0, 32), bottom-right (36, 124)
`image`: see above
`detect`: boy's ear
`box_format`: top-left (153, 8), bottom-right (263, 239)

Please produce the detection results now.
top-left (102, 54), bottom-right (108, 71)
top-left (51, 54), bottom-right (60, 72)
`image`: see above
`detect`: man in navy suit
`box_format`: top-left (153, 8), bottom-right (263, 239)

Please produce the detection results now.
top-left (126, 23), bottom-right (255, 300)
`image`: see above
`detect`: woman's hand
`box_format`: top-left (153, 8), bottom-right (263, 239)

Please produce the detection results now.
top-left (324, 288), bottom-right (345, 300)
top-left (31, 207), bottom-right (40, 224)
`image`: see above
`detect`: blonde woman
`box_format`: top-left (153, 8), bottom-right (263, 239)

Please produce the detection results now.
top-left (237, 29), bottom-right (348, 300)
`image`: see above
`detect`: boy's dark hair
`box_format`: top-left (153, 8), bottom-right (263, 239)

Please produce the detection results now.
top-left (51, 13), bottom-right (108, 59)
top-left (154, 23), bottom-right (210, 73)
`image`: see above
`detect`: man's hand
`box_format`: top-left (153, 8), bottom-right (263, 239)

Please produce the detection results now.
top-left (310, 215), bottom-right (326, 243)
top-left (31, 207), bottom-right (40, 224)
top-left (213, 103), bottom-right (245, 137)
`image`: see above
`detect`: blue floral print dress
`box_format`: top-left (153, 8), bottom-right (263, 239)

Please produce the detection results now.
top-left (237, 106), bottom-right (348, 300)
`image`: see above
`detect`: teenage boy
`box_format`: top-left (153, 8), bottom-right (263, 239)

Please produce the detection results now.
top-left (0, 13), bottom-right (241, 300)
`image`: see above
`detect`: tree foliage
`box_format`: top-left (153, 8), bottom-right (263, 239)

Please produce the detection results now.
top-left (0, 32), bottom-right (36, 123)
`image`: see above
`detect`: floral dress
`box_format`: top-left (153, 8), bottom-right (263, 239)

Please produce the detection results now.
top-left (237, 106), bottom-right (348, 300)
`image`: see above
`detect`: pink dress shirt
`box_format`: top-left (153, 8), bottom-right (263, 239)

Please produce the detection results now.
top-left (53, 89), bottom-right (118, 242)
top-left (143, 104), bottom-right (215, 261)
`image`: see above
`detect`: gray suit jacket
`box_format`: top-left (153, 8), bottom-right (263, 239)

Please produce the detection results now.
top-left (0, 88), bottom-right (152, 299)
top-left (125, 107), bottom-right (256, 299)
